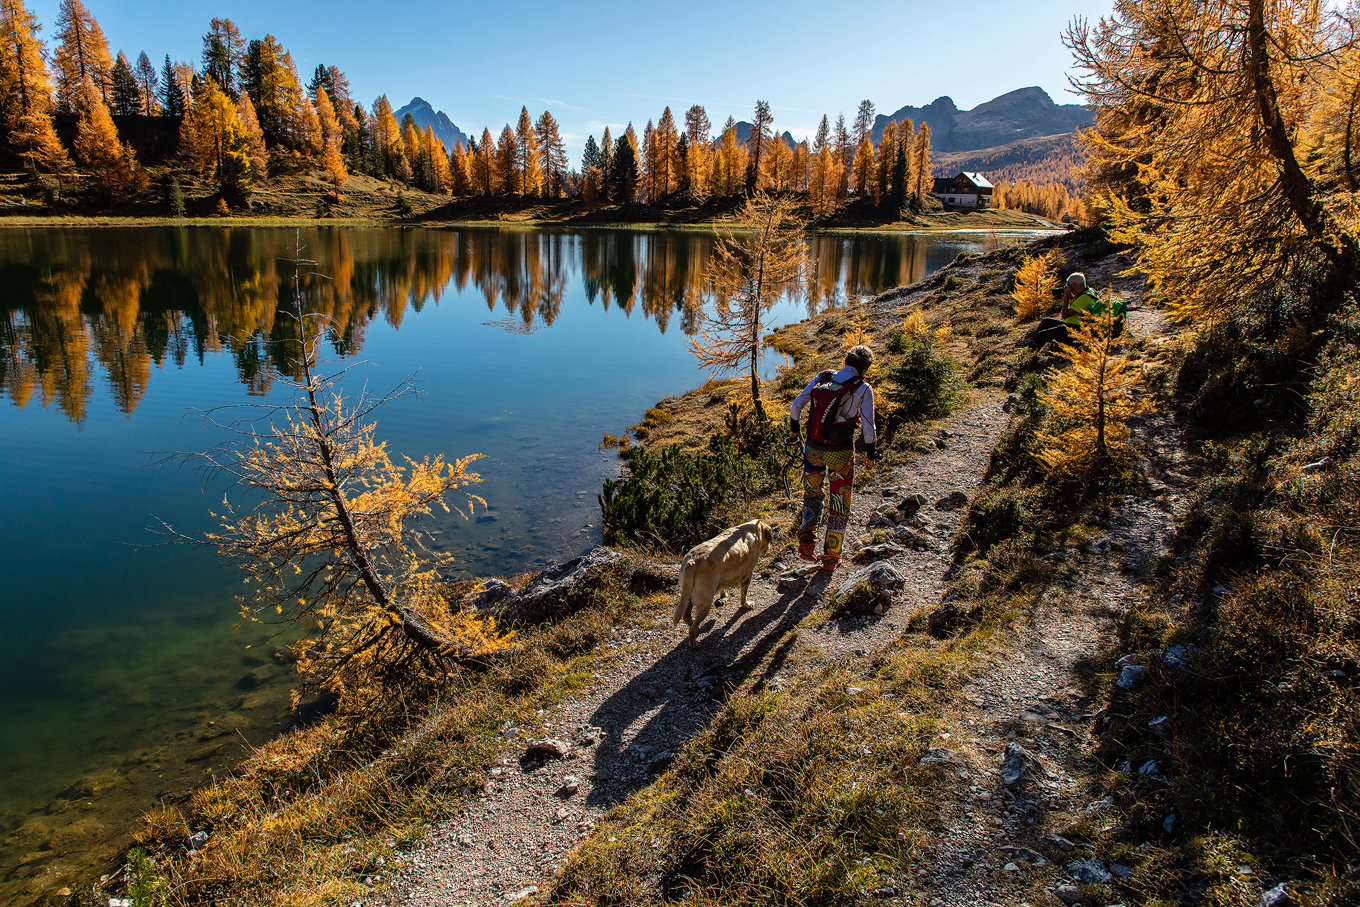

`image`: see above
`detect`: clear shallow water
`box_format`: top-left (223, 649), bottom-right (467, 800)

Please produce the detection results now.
top-left (0, 225), bottom-right (1016, 892)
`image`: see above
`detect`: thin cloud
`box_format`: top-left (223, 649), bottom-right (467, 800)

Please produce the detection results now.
top-left (536, 98), bottom-right (586, 112)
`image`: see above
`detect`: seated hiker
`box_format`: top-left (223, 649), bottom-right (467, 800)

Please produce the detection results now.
top-left (788, 345), bottom-right (877, 572)
top-left (1061, 272), bottom-right (1094, 327)
top-left (1033, 272), bottom-right (1124, 347)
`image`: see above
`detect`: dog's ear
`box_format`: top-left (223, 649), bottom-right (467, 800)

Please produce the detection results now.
top-left (761, 521), bottom-right (772, 549)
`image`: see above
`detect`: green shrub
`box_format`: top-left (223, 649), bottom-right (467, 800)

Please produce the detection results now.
top-left (600, 408), bottom-right (783, 551)
top-left (883, 335), bottom-right (959, 421)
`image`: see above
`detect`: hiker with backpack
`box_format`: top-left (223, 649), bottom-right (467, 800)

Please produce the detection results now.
top-left (787, 345), bottom-right (877, 572)
top-left (1031, 272), bottom-right (1126, 347)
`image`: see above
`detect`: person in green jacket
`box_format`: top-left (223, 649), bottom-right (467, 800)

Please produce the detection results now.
top-left (1061, 271), bottom-right (1126, 336)
top-left (1061, 272), bottom-right (1097, 327)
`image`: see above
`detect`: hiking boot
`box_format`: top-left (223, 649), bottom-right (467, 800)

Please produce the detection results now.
top-left (821, 554), bottom-right (840, 572)
top-left (798, 541), bottom-right (817, 562)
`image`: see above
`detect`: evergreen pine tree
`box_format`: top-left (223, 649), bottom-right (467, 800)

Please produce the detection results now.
top-left (109, 51), bottom-right (140, 116)
top-left (582, 134), bottom-right (600, 174)
top-left (169, 174), bottom-right (184, 215)
top-left (891, 141), bottom-right (908, 215)
top-left (133, 51), bottom-right (158, 115)
top-left (160, 55), bottom-right (184, 117)
top-left (610, 134), bottom-right (638, 203)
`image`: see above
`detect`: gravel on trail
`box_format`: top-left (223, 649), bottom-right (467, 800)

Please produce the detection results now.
top-left (373, 267), bottom-right (1182, 907)
top-left (373, 394), bottom-right (1011, 907)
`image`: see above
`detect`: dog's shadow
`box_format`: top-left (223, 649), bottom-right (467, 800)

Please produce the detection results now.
top-left (581, 569), bottom-right (834, 809)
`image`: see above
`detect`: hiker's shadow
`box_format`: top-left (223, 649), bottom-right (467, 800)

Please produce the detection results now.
top-left (582, 570), bottom-right (834, 809)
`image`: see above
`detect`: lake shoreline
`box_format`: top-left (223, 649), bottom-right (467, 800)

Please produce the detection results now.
top-left (0, 206), bottom-right (1065, 235)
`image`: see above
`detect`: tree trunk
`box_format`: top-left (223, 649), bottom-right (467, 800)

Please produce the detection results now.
top-left (300, 352), bottom-right (449, 656)
top-left (749, 346), bottom-right (764, 420)
top-left (1247, 0), bottom-right (1360, 279)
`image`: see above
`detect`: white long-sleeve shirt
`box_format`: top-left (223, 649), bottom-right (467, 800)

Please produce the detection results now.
top-left (790, 365), bottom-right (876, 447)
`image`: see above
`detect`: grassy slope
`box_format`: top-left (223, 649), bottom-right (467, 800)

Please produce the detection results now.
top-left (0, 165), bottom-right (1061, 232)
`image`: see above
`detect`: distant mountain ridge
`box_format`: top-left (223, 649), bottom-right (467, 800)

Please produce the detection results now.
top-left (724, 88), bottom-right (1088, 156)
top-left (872, 87), bottom-right (1091, 153)
top-left (395, 97), bottom-right (470, 152)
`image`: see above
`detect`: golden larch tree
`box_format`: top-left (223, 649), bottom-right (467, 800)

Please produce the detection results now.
top-left (687, 193), bottom-right (808, 419)
top-left (236, 92), bottom-right (268, 179)
top-left (514, 106), bottom-right (541, 196)
top-left (656, 106), bottom-right (677, 197)
top-left (1035, 311), bottom-right (1151, 472)
top-left (73, 75), bottom-right (122, 187)
top-left (450, 140), bottom-right (472, 196)
top-left (877, 119), bottom-right (900, 204)
top-left (172, 305), bottom-right (503, 702)
top-left (766, 135), bottom-right (793, 191)
top-left (535, 110), bottom-right (567, 197)
top-left (853, 135), bottom-right (876, 198)
top-left (427, 128), bottom-right (451, 193)
top-left (1066, 0), bottom-right (1360, 325)
top-left (1010, 250), bottom-right (1066, 321)
top-left (0, 0), bottom-right (68, 170)
top-left (684, 103), bottom-right (710, 200)
top-left (52, 0), bottom-right (111, 111)
top-left (191, 76), bottom-right (243, 181)
top-left (912, 122), bottom-right (932, 200)
top-left (475, 126), bottom-right (496, 194)
top-left (315, 86), bottom-right (346, 187)
top-left (715, 118), bottom-right (744, 196)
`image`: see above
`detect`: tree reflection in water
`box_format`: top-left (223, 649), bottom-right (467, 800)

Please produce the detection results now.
top-left (0, 226), bottom-right (944, 423)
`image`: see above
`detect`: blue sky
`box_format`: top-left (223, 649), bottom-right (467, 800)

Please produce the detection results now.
top-left (32, 0), bottom-right (1114, 161)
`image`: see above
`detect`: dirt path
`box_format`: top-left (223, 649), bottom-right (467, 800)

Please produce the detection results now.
top-left (374, 395), bottom-right (1012, 907)
top-left (376, 284), bottom-right (1181, 907)
top-left (908, 307), bottom-right (1190, 907)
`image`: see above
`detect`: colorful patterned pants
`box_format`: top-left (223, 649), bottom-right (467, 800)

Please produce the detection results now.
top-left (797, 447), bottom-right (855, 559)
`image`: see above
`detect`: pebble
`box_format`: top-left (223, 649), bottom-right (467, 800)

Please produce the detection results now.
top-left (1068, 857), bottom-right (1112, 884)
top-left (1000, 742), bottom-right (1043, 787)
top-left (524, 738), bottom-right (571, 760)
top-left (1259, 883), bottom-right (1292, 907)
top-left (1116, 665), bottom-right (1146, 689)
top-left (560, 775), bottom-right (581, 795)
top-left (1053, 883), bottom-right (1083, 905)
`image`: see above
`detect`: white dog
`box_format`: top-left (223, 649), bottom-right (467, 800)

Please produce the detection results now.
top-left (672, 519), bottom-right (774, 649)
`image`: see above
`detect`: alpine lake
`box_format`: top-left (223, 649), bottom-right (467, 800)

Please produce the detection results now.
top-left (0, 223), bottom-right (1040, 902)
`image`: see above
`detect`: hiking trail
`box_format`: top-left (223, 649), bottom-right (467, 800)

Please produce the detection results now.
top-left (374, 257), bottom-right (1186, 907)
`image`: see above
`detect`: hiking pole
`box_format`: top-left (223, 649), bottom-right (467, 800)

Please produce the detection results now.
top-left (781, 447), bottom-right (802, 500)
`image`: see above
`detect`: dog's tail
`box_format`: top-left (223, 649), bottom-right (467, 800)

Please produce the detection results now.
top-left (672, 560), bottom-right (690, 626)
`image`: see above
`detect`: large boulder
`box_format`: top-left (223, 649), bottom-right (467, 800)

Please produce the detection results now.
top-left (497, 548), bottom-right (677, 625)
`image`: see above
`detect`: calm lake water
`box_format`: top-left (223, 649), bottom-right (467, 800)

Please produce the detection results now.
top-left (0, 224), bottom-right (1023, 898)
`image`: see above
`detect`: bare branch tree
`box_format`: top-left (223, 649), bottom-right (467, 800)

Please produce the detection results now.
top-left (686, 194), bottom-right (808, 420)
top-left (160, 238), bottom-right (500, 703)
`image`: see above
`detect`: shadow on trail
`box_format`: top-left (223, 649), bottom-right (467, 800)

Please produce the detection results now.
top-left (581, 569), bottom-right (836, 809)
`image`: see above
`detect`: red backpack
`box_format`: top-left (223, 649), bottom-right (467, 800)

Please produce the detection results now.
top-left (806, 370), bottom-right (863, 447)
